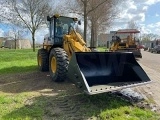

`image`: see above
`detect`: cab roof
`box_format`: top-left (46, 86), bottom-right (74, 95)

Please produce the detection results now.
top-left (116, 29), bottom-right (140, 34)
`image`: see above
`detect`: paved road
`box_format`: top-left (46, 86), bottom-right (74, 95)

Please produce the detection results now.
top-left (135, 50), bottom-right (160, 112)
top-left (139, 50), bottom-right (160, 73)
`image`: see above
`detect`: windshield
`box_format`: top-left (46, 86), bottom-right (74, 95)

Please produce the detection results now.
top-left (55, 17), bottom-right (76, 36)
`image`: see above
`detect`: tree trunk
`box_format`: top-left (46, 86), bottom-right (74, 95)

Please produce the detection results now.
top-left (90, 19), bottom-right (98, 47)
top-left (83, 0), bottom-right (87, 43)
top-left (15, 39), bottom-right (16, 49)
top-left (32, 31), bottom-right (35, 52)
top-left (94, 23), bottom-right (98, 47)
top-left (90, 23), bottom-right (94, 47)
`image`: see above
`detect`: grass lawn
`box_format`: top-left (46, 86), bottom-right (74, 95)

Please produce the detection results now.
top-left (0, 49), bottom-right (37, 75)
top-left (0, 92), bottom-right (44, 120)
top-left (97, 47), bottom-right (108, 52)
top-left (0, 48), bottom-right (160, 120)
top-left (0, 92), bottom-right (159, 120)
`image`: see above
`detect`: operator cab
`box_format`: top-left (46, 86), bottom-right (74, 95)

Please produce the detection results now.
top-left (47, 15), bottom-right (78, 46)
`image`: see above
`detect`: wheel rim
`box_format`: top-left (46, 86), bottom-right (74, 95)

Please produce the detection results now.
top-left (51, 57), bottom-right (56, 73)
top-left (38, 55), bottom-right (42, 67)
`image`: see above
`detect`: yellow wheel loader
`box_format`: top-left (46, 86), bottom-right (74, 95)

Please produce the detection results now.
top-left (110, 29), bottom-right (142, 58)
top-left (37, 15), bottom-right (150, 95)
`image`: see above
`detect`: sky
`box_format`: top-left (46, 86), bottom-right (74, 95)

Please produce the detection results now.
top-left (0, 0), bottom-right (160, 43)
top-left (112, 0), bottom-right (160, 35)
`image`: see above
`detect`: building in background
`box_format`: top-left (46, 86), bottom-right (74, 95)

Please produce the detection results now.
top-left (0, 37), bottom-right (31, 49)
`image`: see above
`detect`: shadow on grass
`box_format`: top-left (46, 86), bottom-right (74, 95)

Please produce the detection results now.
top-left (0, 67), bottom-right (81, 94)
top-left (1, 93), bottom-right (132, 120)
top-left (0, 67), bottom-right (135, 119)
top-left (2, 93), bottom-right (159, 120)
top-left (0, 65), bottom-right (37, 75)
top-left (0, 70), bottom-right (159, 119)
top-left (0, 68), bottom-right (56, 93)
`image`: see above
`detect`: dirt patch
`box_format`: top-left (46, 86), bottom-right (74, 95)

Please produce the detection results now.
top-left (0, 71), bottom-right (90, 119)
top-left (0, 71), bottom-right (80, 94)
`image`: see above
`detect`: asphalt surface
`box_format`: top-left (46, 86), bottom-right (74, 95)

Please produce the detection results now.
top-left (135, 50), bottom-right (160, 112)
top-left (138, 50), bottom-right (160, 73)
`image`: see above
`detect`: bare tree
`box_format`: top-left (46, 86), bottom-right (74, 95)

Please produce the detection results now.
top-left (142, 33), bottom-right (159, 41)
top-left (88, 0), bottom-right (121, 47)
top-left (1, 0), bottom-right (52, 51)
top-left (127, 20), bottom-right (139, 29)
top-left (4, 26), bottom-right (26, 49)
top-left (78, 0), bottom-right (111, 42)
top-left (0, 0), bottom-right (10, 22)
top-left (65, 0), bottom-right (124, 47)
top-left (64, 0), bottom-right (110, 42)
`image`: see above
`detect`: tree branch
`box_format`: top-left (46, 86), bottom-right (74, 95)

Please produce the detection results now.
top-left (87, 0), bottom-right (109, 15)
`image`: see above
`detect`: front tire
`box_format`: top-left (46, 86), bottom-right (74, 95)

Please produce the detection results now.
top-left (37, 49), bottom-right (49, 71)
top-left (49, 48), bottom-right (69, 82)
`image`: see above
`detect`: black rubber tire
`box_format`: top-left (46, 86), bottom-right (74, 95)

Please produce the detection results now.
top-left (49, 48), bottom-right (69, 82)
top-left (37, 48), bottom-right (49, 71)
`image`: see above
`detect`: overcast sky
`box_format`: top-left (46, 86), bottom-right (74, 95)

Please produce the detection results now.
top-left (0, 0), bottom-right (160, 43)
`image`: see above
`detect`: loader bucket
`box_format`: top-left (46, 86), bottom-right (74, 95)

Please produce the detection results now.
top-left (68, 52), bottom-right (151, 95)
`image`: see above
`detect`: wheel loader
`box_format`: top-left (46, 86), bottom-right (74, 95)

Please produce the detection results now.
top-left (37, 14), bottom-right (150, 95)
top-left (109, 29), bottom-right (142, 58)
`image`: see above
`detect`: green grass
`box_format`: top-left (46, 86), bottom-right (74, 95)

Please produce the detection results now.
top-left (97, 47), bottom-right (108, 52)
top-left (0, 92), bottom-right (44, 120)
top-left (0, 49), bottom-right (45, 119)
top-left (0, 49), bottom-right (37, 74)
top-left (1, 92), bottom-right (159, 120)
top-left (81, 94), bottom-right (160, 120)
top-left (99, 106), bottom-right (158, 120)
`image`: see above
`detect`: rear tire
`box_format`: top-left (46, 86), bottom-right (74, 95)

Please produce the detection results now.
top-left (37, 49), bottom-right (49, 71)
top-left (49, 48), bottom-right (69, 82)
